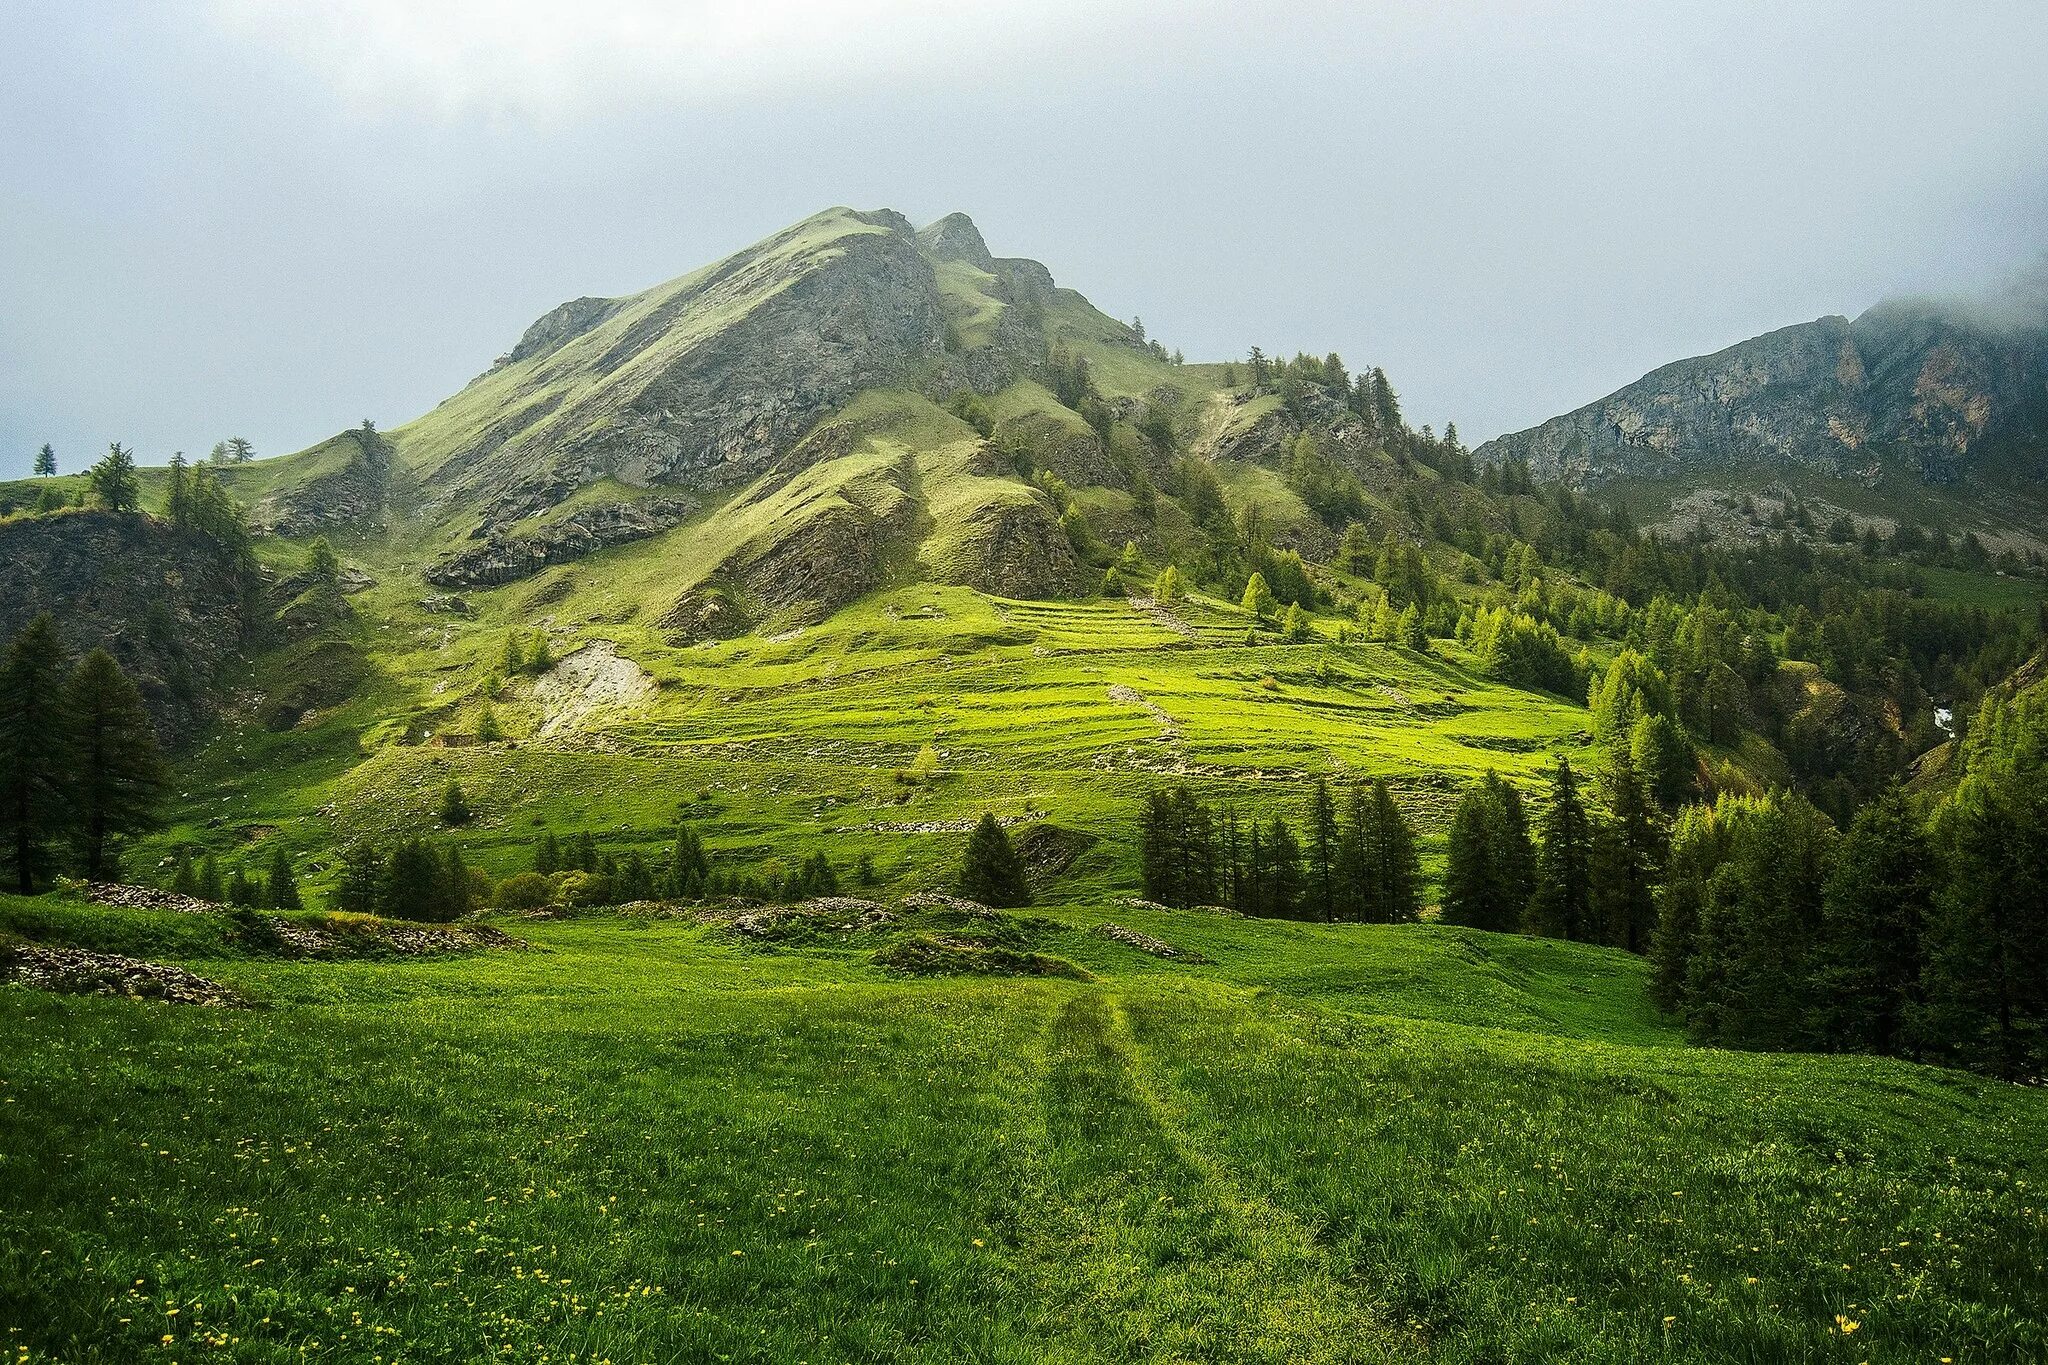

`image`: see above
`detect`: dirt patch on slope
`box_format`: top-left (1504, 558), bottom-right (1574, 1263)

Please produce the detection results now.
top-left (533, 640), bottom-right (658, 737)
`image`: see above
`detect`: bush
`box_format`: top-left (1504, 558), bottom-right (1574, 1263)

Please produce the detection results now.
top-left (495, 872), bottom-right (556, 912)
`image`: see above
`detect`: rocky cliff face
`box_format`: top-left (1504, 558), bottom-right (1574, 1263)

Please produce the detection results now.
top-left (0, 511), bottom-right (251, 745)
top-left (411, 208), bottom-right (1068, 528)
top-left (1477, 299), bottom-right (2048, 489)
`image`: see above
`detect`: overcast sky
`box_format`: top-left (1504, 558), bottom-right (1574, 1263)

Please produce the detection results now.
top-left (5, 0), bottom-right (2047, 477)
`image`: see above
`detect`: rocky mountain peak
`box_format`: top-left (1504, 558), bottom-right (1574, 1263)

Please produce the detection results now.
top-left (917, 212), bottom-right (998, 272)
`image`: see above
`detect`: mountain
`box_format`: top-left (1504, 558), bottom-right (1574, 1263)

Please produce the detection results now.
top-left (239, 206), bottom-right (1230, 624)
top-left (1476, 291), bottom-right (2048, 543)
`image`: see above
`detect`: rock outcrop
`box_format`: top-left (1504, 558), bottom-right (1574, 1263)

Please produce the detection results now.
top-left (425, 497), bottom-right (694, 589)
top-left (0, 511), bottom-right (250, 745)
top-left (250, 426), bottom-right (391, 536)
top-left (1478, 298), bottom-right (2048, 489)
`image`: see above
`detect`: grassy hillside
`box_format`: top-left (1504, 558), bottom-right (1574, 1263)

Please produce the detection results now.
top-left (147, 575), bottom-right (1591, 903)
top-left (4, 895), bottom-right (2043, 1363)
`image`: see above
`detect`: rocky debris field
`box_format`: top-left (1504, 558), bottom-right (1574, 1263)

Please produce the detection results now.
top-left (85, 882), bottom-right (218, 914)
top-left (1092, 922), bottom-right (1212, 963)
top-left (3, 944), bottom-right (247, 1007)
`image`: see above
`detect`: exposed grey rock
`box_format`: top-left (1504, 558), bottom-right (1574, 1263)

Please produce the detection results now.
top-left (1478, 300), bottom-right (2048, 489)
top-left (1093, 922), bottom-right (1212, 963)
top-left (250, 427), bottom-right (391, 536)
top-left (3, 944), bottom-right (247, 1007)
top-left (0, 511), bottom-right (249, 746)
top-left (945, 497), bottom-right (1080, 598)
top-left (916, 212), bottom-right (998, 272)
top-left (425, 497), bottom-right (694, 588)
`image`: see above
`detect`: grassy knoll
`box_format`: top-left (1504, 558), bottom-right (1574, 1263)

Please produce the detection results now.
top-left (3, 898), bottom-right (2043, 1363)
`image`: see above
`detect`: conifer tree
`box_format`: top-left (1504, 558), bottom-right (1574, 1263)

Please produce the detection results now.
top-left (65, 649), bottom-right (165, 881)
top-left (668, 823), bottom-right (709, 898)
top-left (1915, 772), bottom-right (2048, 1079)
top-left (33, 443), bottom-right (57, 477)
top-left (227, 866), bottom-right (257, 907)
top-left (1264, 815), bottom-right (1304, 919)
top-left (170, 846), bottom-right (199, 898)
top-left (1591, 756), bottom-right (1666, 952)
top-left (534, 830), bottom-right (561, 875)
top-left (197, 853), bottom-right (225, 903)
top-left (266, 845), bottom-right (302, 911)
top-left (440, 779), bottom-right (472, 826)
top-left (1364, 780), bottom-right (1421, 923)
top-left (0, 615), bottom-right (75, 893)
top-left (89, 442), bottom-right (140, 512)
top-left (575, 830), bottom-right (598, 872)
top-left (1153, 564), bottom-right (1183, 604)
top-left (1813, 788), bottom-right (1931, 1056)
top-left (1526, 757), bottom-right (1593, 940)
top-left (1305, 779), bottom-right (1339, 921)
top-left (1241, 572), bottom-right (1277, 619)
top-left (166, 452), bottom-right (192, 527)
top-left (959, 813), bottom-right (1030, 907)
top-left (336, 843), bottom-right (382, 912)
top-left (1441, 782), bottom-right (1501, 930)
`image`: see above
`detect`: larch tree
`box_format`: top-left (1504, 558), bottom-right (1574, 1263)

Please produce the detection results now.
top-left (0, 616), bottom-right (75, 893)
top-left (65, 648), bottom-right (165, 882)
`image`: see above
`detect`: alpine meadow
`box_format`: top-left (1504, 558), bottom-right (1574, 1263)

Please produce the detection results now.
top-left (6, 9), bottom-right (2048, 1362)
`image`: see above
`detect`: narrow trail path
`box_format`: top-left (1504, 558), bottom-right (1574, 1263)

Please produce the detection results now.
top-left (1014, 989), bottom-right (1411, 1363)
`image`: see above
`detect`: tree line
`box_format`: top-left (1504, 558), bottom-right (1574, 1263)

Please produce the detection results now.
top-left (1139, 779), bottom-right (1421, 922)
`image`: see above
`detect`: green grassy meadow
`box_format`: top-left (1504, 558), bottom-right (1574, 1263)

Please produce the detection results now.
top-left (4, 896), bottom-right (2044, 1363)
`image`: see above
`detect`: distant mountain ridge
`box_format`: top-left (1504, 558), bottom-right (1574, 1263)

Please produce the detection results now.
top-left (1476, 293), bottom-right (2048, 492)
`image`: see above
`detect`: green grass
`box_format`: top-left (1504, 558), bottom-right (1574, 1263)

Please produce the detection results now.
top-left (4, 900), bottom-right (2042, 1363)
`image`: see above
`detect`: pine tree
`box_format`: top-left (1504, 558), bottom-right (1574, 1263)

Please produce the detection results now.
top-left (1153, 564), bottom-right (1183, 605)
top-left (1591, 756), bottom-right (1666, 952)
top-left (89, 442), bottom-right (140, 512)
top-left (1264, 816), bottom-right (1304, 918)
top-left (503, 633), bottom-right (525, 675)
top-left (0, 615), bottom-right (75, 893)
top-left (225, 436), bottom-right (255, 464)
top-left (1305, 779), bottom-right (1339, 921)
top-left (1282, 603), bottom-right (1314, 643)
top-left (170, 846), bottom-right (199, 898)
top-left (166, 452), bottom-right (192, 528)
top-left (959, 813), bottom-right (1029, 907)
top-left (1365, 780), bottom-right (1421, 923)
top-left (227, 866), bottom-right (257, 907)
top-left (33, 444), bottom-right (57, 477)
top-left (474, 705), bottom-right (502, 742)
top-left (1915, 773), bottom-right (2048, 1079)
top-left (575, 831), bottom-right (598, 873)
top-left (1332, 785), bottom-right (1372, 921)
top-left (437, 844), bottom-right (473, 921)
top-left (336, 843), bottom-right (383, 912)
top-left (1241, 572), bottom-right (1277, 619)
top-left (65, 649), bottom-right (165, 881)
top-left (440, 779), bottom-right (472, 826)
top-left (266, 845), bottom-right (302, 911)
top-left (1489, 774), bottom-right (1537, 925)
top-left (197, 853), bottom-right (225, 904)
top-left (1813, 788), bottom-right (1931, 1056)
top-left (1441, 781), bottom-right (1500, 930)
top-left (1526, 757), bottom-right (1593, 940)
top-left (534, 831), bottom-right (561, 875)
top-left (668, 823), bottom-right (709, 899)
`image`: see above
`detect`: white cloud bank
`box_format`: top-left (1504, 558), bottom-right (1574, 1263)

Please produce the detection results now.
top-left (207, 0), bottom-right (1202, 119)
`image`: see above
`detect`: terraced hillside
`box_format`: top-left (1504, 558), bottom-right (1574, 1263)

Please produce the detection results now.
top-left (157, 577), bottom-right (1592, 904)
